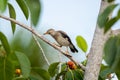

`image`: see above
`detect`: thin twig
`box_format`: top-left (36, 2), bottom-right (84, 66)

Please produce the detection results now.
top-left (32, 35), bottom-right (50, 66)
top-left (0, 15), bottom-right (86, 71)
top-left (29, 16), bottom-right (50, 66)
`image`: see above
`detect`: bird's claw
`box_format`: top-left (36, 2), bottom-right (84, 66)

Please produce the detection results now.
top-left (65, 51), bottom-right (69, 54)
top-left (53, 42), bottom-right (62, 47)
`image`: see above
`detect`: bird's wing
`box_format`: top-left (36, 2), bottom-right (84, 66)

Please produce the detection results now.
top-left (57, 30), bottom-right (72, 44)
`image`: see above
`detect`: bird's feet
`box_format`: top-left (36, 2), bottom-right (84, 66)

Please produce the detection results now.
top-left (53, 42), bottom-right (62, 47)
top-left (65, 50), bottom-right (69, 54)
top-left (65, 51), bottom-right (72, 57)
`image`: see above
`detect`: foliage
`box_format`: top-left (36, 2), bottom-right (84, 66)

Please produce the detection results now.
top-left (16, 0), bottom-right (29, 19)
top-left (104, 36), bottom-right (120, 79)
top-left (48, 62), bottom-right (60, 77)
top-left (76, 35), bottom-right (88, 53)
top-left (8, 3), bottom-right (16, 34)
top-left (97, 3), bottom-right (120, 33)
top-left (0, 32), bottom-right (10, 54)
top-left (0, 0), bottom-right (7, 12)
top-left (0, 0), bottom-right (41, 33)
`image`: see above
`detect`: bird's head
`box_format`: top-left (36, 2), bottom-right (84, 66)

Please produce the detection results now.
top-left (44, 29), bottom-right (56, 36)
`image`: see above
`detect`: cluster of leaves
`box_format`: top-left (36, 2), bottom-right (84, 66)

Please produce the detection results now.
top-left (97, 3), bottom-right (120, 33)
top-left (97, 1), bottom-right (120, 80)
top-left (0, 0), bottom-right (41, 33)
top-left (0, 31), bottom-right (84, 80)
top-left (0, 32), bottom-right (31, 80)
top-left (104, 35), bottom-right (120, 79)
top-left (48, 62), bottom-right (83, 80)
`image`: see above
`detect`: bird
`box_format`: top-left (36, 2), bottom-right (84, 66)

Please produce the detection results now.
top-left (44, 29), bottom-right (78, 53)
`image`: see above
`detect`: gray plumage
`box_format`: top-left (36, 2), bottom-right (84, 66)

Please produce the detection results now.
top-left (44, 29), bottom-right (78, 53)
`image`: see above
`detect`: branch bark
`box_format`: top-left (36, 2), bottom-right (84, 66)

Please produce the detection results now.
top-left (0, 15), bottom-right (85, 70)
top-left (84, 1), bottom-right (113, 80)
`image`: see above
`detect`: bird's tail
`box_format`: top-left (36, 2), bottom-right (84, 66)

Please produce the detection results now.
top-left (69, 44), bottom-right (78, 53)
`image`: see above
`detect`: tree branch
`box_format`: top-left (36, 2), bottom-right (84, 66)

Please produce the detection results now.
top-left (112, 29), bottom-right (120, 36)
top-left (84, 1), bottom-right (114, 80)
top-left (0, 14), bottom-right (86, 71)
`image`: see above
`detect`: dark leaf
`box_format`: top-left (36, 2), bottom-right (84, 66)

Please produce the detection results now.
top-left (97, 4), bottom-right (118, 28)
top-left (104, 36), bottom-right (120, 75)
top-left (0, 0), bottom-right (7, 12)
top-left (16, 0), bottom-right (29, 19)
top-left (104, 36), bottom-right (117, 67)
top-left (0, 32), bottom-right (10, 54)
top-left (48, 62), bottom-right (60, 77)
top-left (107, 0), bottom-right (115, 3)
top-left (98, 76), bottom-right (104, 80)
top-left (8, 3), bottom-right (16, 34)
top-left (112, 37), bottom-right (120, 72)
top-left (55, 71), bottom-right (67, 80)
top-left (72, 69), bottom-right (83, 80)
top-left (61, 63), bottom-right (67, 72)
top-left (104, 17), bottom-right (119, 33)
top-left (76, 35), bottom-right (88, 52)
top-left (100, 65), bottom-right (112, 79)
top-left (25, 0), bottom-right (41, 26)
top-left (15, 51), bottom-right (31, 78)
top-left (29, 75), bottom-right (38, 80)
top-left (0, 56), bottom-right (14, 80)
top-left (117, 9), bottom-right (120, 18)
top-left (65, 70), bottom-right (74, 80)
top-left (116, 71), bottom-right (120, 80)
top-left (32, 67), bottom-right (50, 80)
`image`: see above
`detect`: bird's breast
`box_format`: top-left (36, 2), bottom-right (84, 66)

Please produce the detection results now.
top-left (55, 36), bottom-right (70, 46)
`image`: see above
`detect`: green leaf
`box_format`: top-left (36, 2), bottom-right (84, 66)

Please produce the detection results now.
top-left (97, 4), bottom-right (118, 28)
top-left (81, 60), bottom-right (87, 66)
top-left (16, 0), bottom-right (29, 19)
top-left (104, 36), bottom-right (120, 74)
top-left (100, 65), bottom-right (111, 79)
top-left (104, 17), bottom-right (119, 33)
top-left (0, 0), bottom-right (7, 12)
top-left (25, 0), bottom-right (41, 26)
top-left (117, 9), bottom-right (120, 18)
top-left (8, 3), bottom-right (16, 34)
top-left (76, 35), bottom-right (88, 52)
top-left (32, 67), bottom-right (50, 80)
top-left (48, 62), bottom-right (60, 77)
top-left (112, 38), bottom-right (120, 72)
top-left (61, 63), bottom-right (67, 72)
top-left (55, 71), bottom-right (67, 80)
top-left (65, 70), bottom-right (74, 80)
top-left (104, 36), bottom-right (118, 67)
top-left (0, 32), bottom-right (10, 54)
top-left (107, 0), bottom-right (115, 3)
top-left (116, 71), bottom-right (120, 80)
top-left (0, 56), bottom-right (14, 80)
top-left (15, 51), bottom-right (31, 78)
top-left (72, 69), bottom-right (83, 80)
